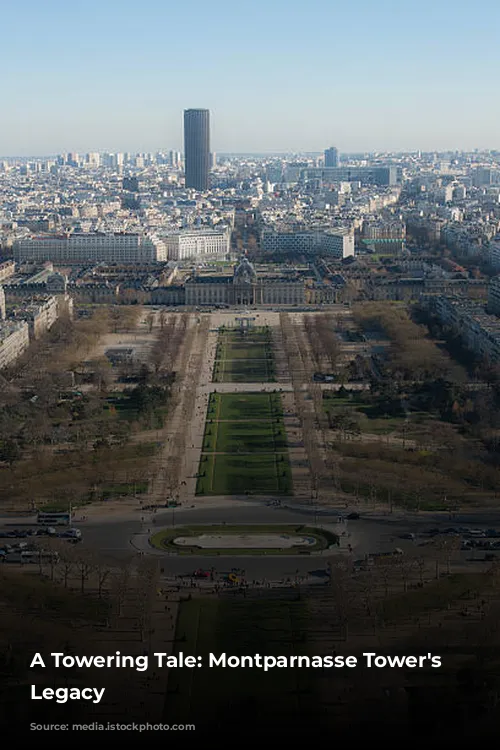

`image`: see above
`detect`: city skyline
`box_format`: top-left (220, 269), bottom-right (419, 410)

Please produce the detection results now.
top-left (2, 0), bottom-right (499, 155)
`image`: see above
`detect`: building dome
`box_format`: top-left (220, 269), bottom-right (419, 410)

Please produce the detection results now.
top-left (233, 257), bottom-right (257, 283)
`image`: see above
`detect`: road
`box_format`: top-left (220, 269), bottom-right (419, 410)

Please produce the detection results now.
top-left (3, 500), bottom-right (500, 578)
top-left (65, 501), bottom-right (500, 576)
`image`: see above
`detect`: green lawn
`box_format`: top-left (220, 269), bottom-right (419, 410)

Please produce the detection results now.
top-left (165, 597), bottom-right (314, 727)
top-left (196, 452), bottom-right (292, 495)
top-left (216, 342), bottom-right (273, 360)
top-left (202, 347), bottom-right (290, 495)
top-left (150, 524), bottom-right (337, 554)
top-left (213, 327), bottom-right (275, 383)
top-left (213, 359), bottom-right (275, 382)
top-left (208, 392), bottom-right (282, 421)
top-left (203, 419), bottom-right (287, 453)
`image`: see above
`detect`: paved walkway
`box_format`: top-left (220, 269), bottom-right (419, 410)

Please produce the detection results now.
top-left (196, 382), bottom-right (368, 394)
top-left (181, 323), bottom-right (219, 504)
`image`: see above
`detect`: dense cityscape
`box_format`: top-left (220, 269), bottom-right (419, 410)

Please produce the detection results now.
top-left (2, 111), bottom-right (500, 367)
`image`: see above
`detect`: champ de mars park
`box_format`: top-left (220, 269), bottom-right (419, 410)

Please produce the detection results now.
top-left (4, 303), bottom-right (500, 733)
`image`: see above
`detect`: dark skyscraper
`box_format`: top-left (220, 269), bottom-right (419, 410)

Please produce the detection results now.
top-left (324, 146), bottom-right (339, 167)
top-left (184, 108), bottom-right (210, 191)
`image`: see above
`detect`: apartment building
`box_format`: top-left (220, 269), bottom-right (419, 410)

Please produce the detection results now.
top-left (163, 229), bottom-right (230, 261)
top-left (0, 260), bottom-right (15, 283)
top-left (323, 231), bottom-right (355, 258)
top-left (261, 228), bottom-right (354, 258)
top-left (0, 321), bottom-right (30, 369)
top-left (12, 232), bottom-right (167, 264)
top-left (426, 295), bottom-right (500, 363)
top-left (69, 283), bottom-right (120, 304)
top-left (300, 165), bottom-right (401, 186)
top-left (13, 296), bottom-right (59, 339)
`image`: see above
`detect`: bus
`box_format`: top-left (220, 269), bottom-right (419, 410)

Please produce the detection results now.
top-left (37, 511), bottom-right (71, 527)
top-left (3, 550), bottom-right (60, 564)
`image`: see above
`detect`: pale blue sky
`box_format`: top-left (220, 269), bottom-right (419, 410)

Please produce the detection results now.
top-left (2, 0), bottom-right (498, 154)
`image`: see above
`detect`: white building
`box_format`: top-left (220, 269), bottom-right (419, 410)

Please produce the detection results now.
top-left (164, 229), bottom-right (230, 261)
top-left (12, 232), bottom-right (167, 264)
top-left (0, 286), bottom-right (5, 320)
top-left (0, 321), bottom-right (30, 370)
top-left (323, 231), bottom-right (355, 258)
top-left (261, 228), bottom-right (354, 258)
top-left (86, 152), bottom-right (101, 167)
top-left (169, 150), bottom-right (182, 168)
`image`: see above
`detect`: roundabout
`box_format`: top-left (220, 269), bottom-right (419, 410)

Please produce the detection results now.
top-left (150, 524), bottom-right (338, 556)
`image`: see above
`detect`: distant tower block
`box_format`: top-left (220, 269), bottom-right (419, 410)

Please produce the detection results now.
top-left (324, 146), bottom-right (339, 167)
top-left (184, 108), bottom-right (210, 191)
top-left (0, 285), bottom-right (5, 320)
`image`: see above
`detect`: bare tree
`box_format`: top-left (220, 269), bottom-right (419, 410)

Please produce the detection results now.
top-left (396, 557), bottom-right (417, 593)
top-left (96, 562), bottom-right (112, 599)
top-left (373, 556), bottom-right (396, 599)
top-left (73, 550), bottom-right (95, 594)
top-left (328, 556), bottom-right (354, 641)
top-left (111, 564), bottom-right (132, 618)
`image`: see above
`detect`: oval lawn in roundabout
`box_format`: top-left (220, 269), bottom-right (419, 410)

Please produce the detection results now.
top-left (150, 525), bottom-right (338, 555)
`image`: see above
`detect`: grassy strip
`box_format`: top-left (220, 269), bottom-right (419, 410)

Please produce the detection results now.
top-left (200, 392), bottom-right (290, 494)
top-left (196, 453), bottom-right (292, 495)
top-left (165, 596), bottom-right (313, 725)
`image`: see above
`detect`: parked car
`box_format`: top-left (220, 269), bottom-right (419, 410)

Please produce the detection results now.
top-left (58, 528), bottom-right (81, 539)
top-left (192, 569), bottom-right (210, 579)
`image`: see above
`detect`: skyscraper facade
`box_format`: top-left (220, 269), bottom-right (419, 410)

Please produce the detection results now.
top-left (184, 109), bottom-right (210, 191)
top-left (324, 146), bottom-right (339, 168)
